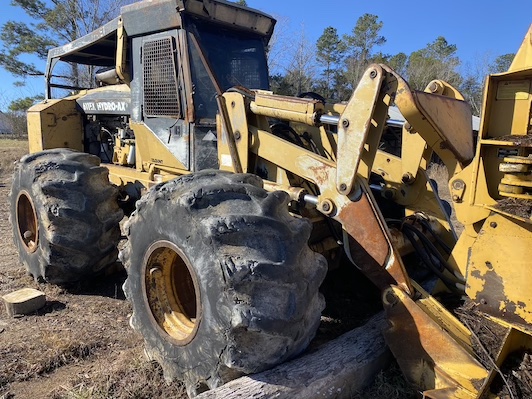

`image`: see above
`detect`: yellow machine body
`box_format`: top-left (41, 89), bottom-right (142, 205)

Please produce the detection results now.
top-left (25, 1), bottom-right (532, 396)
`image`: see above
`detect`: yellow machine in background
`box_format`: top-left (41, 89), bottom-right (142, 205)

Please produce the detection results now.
top-left (11, 0), bottom-right (532, 396)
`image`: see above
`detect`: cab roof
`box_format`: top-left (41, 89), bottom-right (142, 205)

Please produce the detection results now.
top-left (46, 0), bottom-right (275, 66)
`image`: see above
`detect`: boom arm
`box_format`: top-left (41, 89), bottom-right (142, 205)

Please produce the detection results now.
top-left (217, 63), bottom-right (490, 398)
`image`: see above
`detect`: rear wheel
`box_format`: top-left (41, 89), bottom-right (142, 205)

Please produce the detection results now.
top-left (9, 149), bottom-right (123, 283)
top-left (122, 170), bottom-right (327, 396)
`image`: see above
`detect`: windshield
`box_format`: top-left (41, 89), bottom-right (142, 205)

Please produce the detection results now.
top-left (188, 18), bottom-right (270, 119)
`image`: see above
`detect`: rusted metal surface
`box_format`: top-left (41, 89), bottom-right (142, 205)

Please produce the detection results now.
top-left (308, 163), bottom-right (332, 187)
top-left (383, 286), bottom-right (488, 398)
top-left (337, 184), bottom-right (412, 295)
top-left (388, 227), bottom-right (415, 257)
top-left (471, 266), bottom-right (532, 327)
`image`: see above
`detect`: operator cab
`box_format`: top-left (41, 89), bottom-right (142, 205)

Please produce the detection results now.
top-left (40, 0), bottom-right (276, 172)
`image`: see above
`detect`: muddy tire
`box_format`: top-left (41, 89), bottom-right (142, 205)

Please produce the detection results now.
top-left (9, 149), bottom-right (123, 284)
top-left (122, 170), bottom-right (327, 396)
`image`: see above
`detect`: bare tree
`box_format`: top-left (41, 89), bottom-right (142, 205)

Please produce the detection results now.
top-left (459, 52), bottom-right (516, 116)
top-left (283, 25), bottom-right (318, 96)
top-left (459, 52), bottom-right (495, 116)
top-left (268, 22), bottom-right (318, 96)
top-left (266, 14), bottom-right (292, 76)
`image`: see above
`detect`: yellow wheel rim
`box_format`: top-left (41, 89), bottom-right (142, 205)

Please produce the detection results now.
top-left (143, 241), bottom-right (201, 345)
top-left (16, 191), bottom-right (39, 253)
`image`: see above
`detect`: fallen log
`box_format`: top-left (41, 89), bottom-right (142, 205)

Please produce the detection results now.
top-left (197, 312), bottom-right (390, 399)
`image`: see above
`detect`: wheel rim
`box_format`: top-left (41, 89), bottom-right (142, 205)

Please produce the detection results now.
top-left (16, 191), bottom-right (39, 253)
top-left (143, 241), bottom-right (201, 345)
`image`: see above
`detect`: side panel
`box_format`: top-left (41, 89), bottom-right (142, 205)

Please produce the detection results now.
top-left (467, 213), bottom-right (532, 327)
top-left (130, 29), bottom-right (191, 171)
top-left (130, 121), bottom-right (189, 172)
top-left (27, 99), bottom-right (83, 153)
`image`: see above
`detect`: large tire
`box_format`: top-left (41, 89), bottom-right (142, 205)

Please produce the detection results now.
top-left (122, 170), bottom-right (327, 396)
top-left (9, 149), bottom-right (123, 283)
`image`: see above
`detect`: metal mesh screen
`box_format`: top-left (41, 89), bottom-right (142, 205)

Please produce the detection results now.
top-left (143, 37), bottom-right (181, 118)
top-left (228, 58), bottom-right (262, 88)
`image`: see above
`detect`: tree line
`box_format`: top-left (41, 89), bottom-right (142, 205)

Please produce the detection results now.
top-left (271, 14), bottom-right (514, 116)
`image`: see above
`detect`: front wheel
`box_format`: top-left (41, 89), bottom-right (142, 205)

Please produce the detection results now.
top-left (122, 170), bottom-right (327, 396)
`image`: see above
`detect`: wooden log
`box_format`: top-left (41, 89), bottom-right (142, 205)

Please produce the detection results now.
top-left (197, 312), bottom-right (390, 399)
top-left (2, 288), bottom-right (46, 317)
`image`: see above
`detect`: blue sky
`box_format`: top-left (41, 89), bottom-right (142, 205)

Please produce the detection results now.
top-left (248, 0), bottom-right (531, 60)
top-left (0, 0), bottom-right (530, 110)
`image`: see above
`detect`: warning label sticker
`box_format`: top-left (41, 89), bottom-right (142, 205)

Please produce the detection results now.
top-left (496, 80), bottom-right (530, 100)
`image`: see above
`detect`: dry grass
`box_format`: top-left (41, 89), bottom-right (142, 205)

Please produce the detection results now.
top-left (352, 361), bottom-right (420, 399)
top-left (0, 138), bottom-right (28, 148)
top-left (0, 137), bottom-right (27, 175)
top-left (0, 271), bottom-right (187, 399)
top-left (426, 163), bottom-right (451, 200)
top-left (50, 349), bottom-right (186, 399)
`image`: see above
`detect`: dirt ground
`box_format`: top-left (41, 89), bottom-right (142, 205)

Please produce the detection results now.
top-left (0, 140), bottom-right (187, 399)
top-left (0, 139), bottom-right (417, 399)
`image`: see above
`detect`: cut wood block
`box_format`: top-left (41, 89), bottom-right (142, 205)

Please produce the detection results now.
top-left (2, 288), bottom-right (46, 317)
top-left (197, 312), bottom-right (390, 399)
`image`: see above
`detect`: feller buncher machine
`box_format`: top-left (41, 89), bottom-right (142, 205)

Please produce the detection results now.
top-left (9, 0), bottom-right (532, 397)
